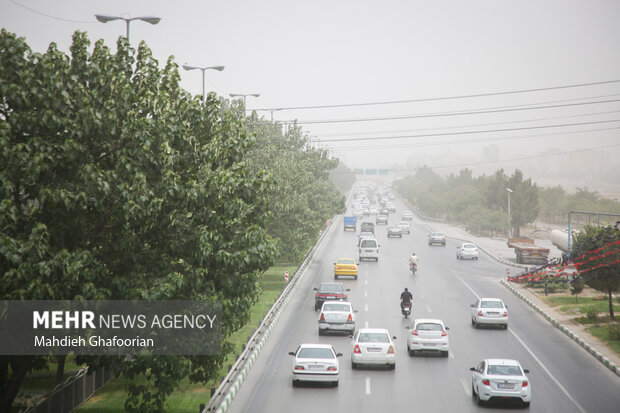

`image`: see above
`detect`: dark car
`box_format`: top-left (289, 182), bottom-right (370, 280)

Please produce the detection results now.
top-left (314, 282), bottom-right (350, 311)
top-left (360, 222), bottom-right (375, 234)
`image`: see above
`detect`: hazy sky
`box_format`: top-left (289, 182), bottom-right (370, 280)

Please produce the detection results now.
top-left (2, 0), bottom-right (620, 178)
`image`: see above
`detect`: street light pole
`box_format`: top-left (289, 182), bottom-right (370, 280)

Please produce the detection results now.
top-left (506, 188), bottom-right (513, 238)
top-left (229, 93), bottom-right (260, 109)
top-left (182, 65), bottom-right (225, 104)
top-left (95, 15), bottom-right (161, 43)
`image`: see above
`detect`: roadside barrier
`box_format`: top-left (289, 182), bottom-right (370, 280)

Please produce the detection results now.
top-left (501, 278), bottom-right (620, 378)
top-left (203, 216), bottom-right (337, 413)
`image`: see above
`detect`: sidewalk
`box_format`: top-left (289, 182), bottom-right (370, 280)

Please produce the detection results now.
top-left (418, 217), bottom-right (620, 377)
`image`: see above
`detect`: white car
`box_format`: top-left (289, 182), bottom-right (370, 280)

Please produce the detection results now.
top-left (471, 298), bottom-right (508, 329)
top-left (406, 318), bottom-right (449, 357)
top-left (289, 344), bottom-right (342, 387)
top-left (359, 237), bottom-right (379, 261)
top-left (470, 359), bottom-right (531, 407)
top-left (396, 221), bottom-right (411, 233)
top-left (369, 206), bottom-right (378, 215)
top-left (318, 301), bottom-right (356, 335)
top-left (456, 242), bottom-right (479, 260)
top-left (351, 328), bottom-right (396, 370)
top-left (402, 210), bottom-right (414, 221)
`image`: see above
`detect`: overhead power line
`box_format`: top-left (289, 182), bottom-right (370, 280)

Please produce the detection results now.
top-left (314, 118), bottom-right (620, 143)
top-left (252, 79), bottom-right (620, 112)
top-left (9, 0), bottom-right (95, 23)
top-left (286, 99), bottom-right (620, 125)
top-left (390, 143), bottom-right (620, 171)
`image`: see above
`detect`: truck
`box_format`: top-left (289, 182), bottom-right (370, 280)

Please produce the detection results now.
top-left (507, 237), bottom-right (550, 265)
top-left (343, 216), bottom-right (357, 231)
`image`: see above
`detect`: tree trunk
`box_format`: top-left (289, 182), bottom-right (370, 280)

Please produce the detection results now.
top-left (609, 290), bottom-right (615, 320)
top-left (0, 356), bottom-right (34, 412)
top-left (56, 355), bottom-right (66, 385)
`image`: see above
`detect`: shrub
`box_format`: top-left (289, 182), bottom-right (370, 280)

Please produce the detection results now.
top-left (609, 324), bottom-right (620, 341)
top-left (582, 305), bottom-right (599, 321)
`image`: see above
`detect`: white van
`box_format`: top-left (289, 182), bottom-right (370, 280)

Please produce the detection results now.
top-left (359, 237), bottom-right (379, 261)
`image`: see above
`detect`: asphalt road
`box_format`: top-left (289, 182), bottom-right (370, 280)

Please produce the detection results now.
top-left (226, 200), bottom-right (620, 413)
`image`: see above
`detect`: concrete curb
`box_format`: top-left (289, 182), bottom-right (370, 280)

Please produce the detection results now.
top-left (501, 278), bottom-right (620, 378)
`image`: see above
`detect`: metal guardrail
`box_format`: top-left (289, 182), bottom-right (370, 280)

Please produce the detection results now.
top-left (203, 216), bottom-right (337, 413)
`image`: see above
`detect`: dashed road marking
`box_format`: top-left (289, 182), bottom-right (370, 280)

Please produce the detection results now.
top-left (425, 305), bottom-right (432, 313)
top-left (365, 377), bottom-right (371, 395)
top-left (365, 321), bottom-right (369, 329)
top-left (364, 304), bottom-right (369, 312)
top-left (460, 378), bottom-right (470, 396)
top-left (451, 270), bottom-right (588, 413)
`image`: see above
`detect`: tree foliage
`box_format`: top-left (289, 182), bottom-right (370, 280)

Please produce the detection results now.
top-left (571, 225), bottom-right (620, 319)
top-left (0, 30), bottom-right (277, 411)
top-left (244, 116), bottom-right (345, 263)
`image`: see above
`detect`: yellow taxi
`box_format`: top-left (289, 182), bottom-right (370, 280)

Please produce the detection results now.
top-left (334, 258), bottom-right (359, 280)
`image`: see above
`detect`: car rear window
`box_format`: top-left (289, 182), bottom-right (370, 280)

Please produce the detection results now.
top-left (481, 301), bottom-right (503, 308)
top-left (319, 284), bottom-right (344, 293)
top-left (323, 303), bottom-right (350, 311)
top-left (416, 323), bottom-right (443, 331)
top-left (297, 348), bottom-right (335, 359)
top-left (487, 365), bottom-right (522, 376)
top-left (361, 239), bottom-right (377, 248)
top-left (339, 259), bottom-right (355, 265)
top-left (463, 244), bottom-right (476, 249)
top-left (358, 333), bottom-right (389, 343)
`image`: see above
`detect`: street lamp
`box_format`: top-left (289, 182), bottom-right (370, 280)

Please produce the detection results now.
top-left (229, 93), bottom-right (260, 108)
top-left (183, 64), bottom-right (225, 104)
top-left (95, 14), bottom-right (161, 43)
top-left (506, 188), bottom-right (514, 238)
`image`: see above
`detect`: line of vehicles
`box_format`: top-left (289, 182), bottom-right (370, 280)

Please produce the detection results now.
top-left (289, 183), bottom-right (531, 407)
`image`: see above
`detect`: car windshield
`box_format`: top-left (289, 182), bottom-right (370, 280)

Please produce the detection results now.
top-left (297, 348), bottom-right (335, 359)
top-left (323, 303), bottom-right (350, 311)
top-left (481, 301), bottom-right (503, 308)
top-left (319, 284), bottom-right (344, 293)
top-left (338, 259), bottom-right (355, 265)
top-left (360, 239), bottom-right (377, 248)
top-left (358, 333), bottom-right (390, 343)
top-left (416, 323), bottom-right (443, 331)
top-left (487, 365), bottom-right (522, 376)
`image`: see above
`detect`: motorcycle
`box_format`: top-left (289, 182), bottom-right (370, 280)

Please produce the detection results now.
top-left (409, 262), bottom-right (418, 275)
top-left (401, 301), bottom-right (412, 318)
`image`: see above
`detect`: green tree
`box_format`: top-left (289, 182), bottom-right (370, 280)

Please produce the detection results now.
top-left (244, 117), bottom-right (344, 263)
top-left (572, 225), bottom-right (620, 319)
top-left (0, 30), bottom-right (277, 411)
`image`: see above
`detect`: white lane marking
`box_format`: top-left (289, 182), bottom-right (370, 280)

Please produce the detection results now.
top-left (449, 351), bottom-right (455, 359)
top-left (460, 378), bottom-right (470, 396)
top-left (452, 271), bottom-right (588, 413)
top-left (419, 293), bottom-right (425, 299)
top-left (425, 305), bottom-right (432, 313)
top-left (365, 377), bottom-right (371, 395)
top-left (509, 329), bottom-right (587, 413)
top-left (365, 321), bottom-right (369, 329)
top-left (364, 291), bottom-right (368, 298)
top-left (364, 279), bottom-right (368, 286)
top-left (364, 304), bottom-right (368, 312)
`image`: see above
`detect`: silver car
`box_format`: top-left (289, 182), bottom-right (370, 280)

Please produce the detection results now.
top-left (396, 221), bottom-right (411, 233)
top-left (387, 226), bottom-right (402, 238)
top-left (470, 359), bottom-right (531, 407)
top-left (289, 344), bottom-right (342, 387)
top-left (471, 298), bottom-right (508, 329)
top-left (428, 232), bottom-right (446, 246)
top-left (318, 301), bottom-right (356, 335)
top-left (406, 318), bottom-right (449, 357)
top-left (456, 243), bottom-right (479, 260)
top-left (351, 328), bottom-right (396, 370)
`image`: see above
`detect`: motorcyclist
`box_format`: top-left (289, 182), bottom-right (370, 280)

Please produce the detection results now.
top-left (409, 252), bottom-right (420, 271)
top-left (400, 287), bottom-right (413, 310)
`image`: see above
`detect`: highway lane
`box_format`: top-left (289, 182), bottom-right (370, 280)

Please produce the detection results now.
top-left (227, 200), bottom-right (620, 413)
